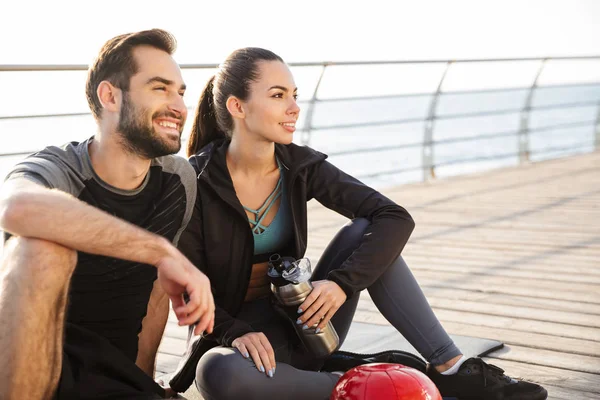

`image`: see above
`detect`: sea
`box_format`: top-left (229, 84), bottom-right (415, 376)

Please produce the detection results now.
top-left (1, 63), bottom-right (599, 189)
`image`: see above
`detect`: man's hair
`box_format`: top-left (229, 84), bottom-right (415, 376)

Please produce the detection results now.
top-left (85, 29), bottom-right (177, 120)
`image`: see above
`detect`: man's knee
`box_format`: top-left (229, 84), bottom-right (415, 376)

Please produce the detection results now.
top-left (2, 236), bottom-right (77, 282)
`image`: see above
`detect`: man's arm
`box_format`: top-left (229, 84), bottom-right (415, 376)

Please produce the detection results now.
top-left (136, 279), bottom-right (169, 377)
top-left (0, 179), bottom-right (168, 265)
top-left (0, 179), bottom-right (215, 334)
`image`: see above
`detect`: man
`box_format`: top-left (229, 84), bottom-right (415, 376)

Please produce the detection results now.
top-left (0, 29), bottom-right (214, 399)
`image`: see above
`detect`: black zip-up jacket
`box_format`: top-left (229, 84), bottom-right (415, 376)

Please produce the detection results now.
top-left (169, 139), bottom-right (415, 391)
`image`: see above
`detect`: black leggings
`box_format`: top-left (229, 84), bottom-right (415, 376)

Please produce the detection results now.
top-left (195, 218), bottom-right (461, 400)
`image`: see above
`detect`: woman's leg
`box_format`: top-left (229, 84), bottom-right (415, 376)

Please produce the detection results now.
top-left (314, 217), bottom-right (461, 366)
top-left (367, 255), bottom-right (462, 365)
top-left (195, 347), bottom-right (338, 400)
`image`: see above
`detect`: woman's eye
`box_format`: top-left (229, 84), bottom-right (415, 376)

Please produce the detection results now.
top-left (272, 93), bottom-right (283, 98)
top-left (293, 94), bottom-right (299, 100)
top-left (154, 87), bottom-right (167, 92)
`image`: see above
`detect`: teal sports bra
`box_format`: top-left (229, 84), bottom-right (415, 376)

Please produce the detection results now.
top-left (244, 159), bottom-right (293, 256)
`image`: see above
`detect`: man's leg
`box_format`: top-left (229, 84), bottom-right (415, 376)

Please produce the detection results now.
top-left (0, 237), bottom-right (77, 399)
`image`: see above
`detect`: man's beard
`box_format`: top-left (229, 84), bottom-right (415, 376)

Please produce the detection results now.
top-left (117, 94), bottom-right (182, 159)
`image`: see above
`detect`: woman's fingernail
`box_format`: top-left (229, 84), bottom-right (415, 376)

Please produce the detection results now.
top-left (245, 352), bottom-right (249, 358)
top-left (297, 308), bottom-right (303, 313)
top-left (268, 369), bottom-right (273, 378)
top-left (260, 366), bottom-right (265, 373)
top-left (296, 319), bottom-right (302, 325)
top-left (302, 325), bottom-right (308, 330)
top-left (315, 328), bottom-right (321, 334)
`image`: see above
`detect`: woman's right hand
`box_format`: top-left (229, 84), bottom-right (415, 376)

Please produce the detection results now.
top-left (232, 332), bottom-right (276, 377)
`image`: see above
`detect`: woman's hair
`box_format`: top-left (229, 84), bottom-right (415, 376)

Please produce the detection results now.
top-left (186, 47), bottom-right (283, 156)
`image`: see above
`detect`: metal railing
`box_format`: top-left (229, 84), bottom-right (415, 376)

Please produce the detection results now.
top-left (2, 56), bottom-right (600, 182)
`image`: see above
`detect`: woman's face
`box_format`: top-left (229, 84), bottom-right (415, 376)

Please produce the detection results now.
top-left (240, 60), bottom-right (300, 144)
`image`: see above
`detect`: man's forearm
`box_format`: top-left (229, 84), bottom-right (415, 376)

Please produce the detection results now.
top-left (0, 180), bottom-right (171, 266)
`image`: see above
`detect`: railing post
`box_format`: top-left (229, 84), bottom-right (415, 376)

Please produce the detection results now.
top-left (595, 101), bottom-right (600, 150)
top-left (300, 64), bottom-right (328, 146)
top-left (518, 58), bottom-right (547, 163)
top-left (422, 61), bottom-right (452, 181)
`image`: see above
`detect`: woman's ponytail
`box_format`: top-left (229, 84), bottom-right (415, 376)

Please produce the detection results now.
top-left (187, 76), bottom-right (226, 157)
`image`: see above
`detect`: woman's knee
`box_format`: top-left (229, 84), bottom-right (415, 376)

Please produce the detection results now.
top-left (313, 218), bottom-right (371, 279)
top-left (338, 218), bottom-right (370, 243)
top-left (195, 348), bottom-right (255, 399)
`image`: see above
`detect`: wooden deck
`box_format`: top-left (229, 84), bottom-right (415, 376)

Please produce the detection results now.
top-left (157, 151), bottom-right (600, 400)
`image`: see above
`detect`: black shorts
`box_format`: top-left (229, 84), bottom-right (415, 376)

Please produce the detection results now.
top-left (55, 324), bottom-right (165, 400)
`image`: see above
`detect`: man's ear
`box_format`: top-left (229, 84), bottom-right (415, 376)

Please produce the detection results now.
top-left (97, 81), bottom-right (122, 113)
top-left (226, 96), bottom-right (245, 120)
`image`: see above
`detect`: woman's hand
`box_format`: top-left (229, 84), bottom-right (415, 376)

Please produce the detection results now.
top-left (232, 332), bottom-right (276, 377)
top-left (296, 280), bottom-right (347, 332)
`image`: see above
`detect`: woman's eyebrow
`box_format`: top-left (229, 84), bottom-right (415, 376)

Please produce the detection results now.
top-left (268, 85), bottom-right (298, 92)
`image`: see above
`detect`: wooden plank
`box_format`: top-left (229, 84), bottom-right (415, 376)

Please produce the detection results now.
top-left (541, 384), bottom-right (600, 400)
top-left (156, 353), bottom-right (181, 376)
top-left (404, 255), bottom-right (600, 277)
top-left (406, 253), bottom-right (600, 275)
top-left (352, 305), bottom-right (600, 342)
top-left (422, 297), bottom-right (600, 327)
top-left (158, 335), bottom-right (186, 356)
top-left (358, 290), bottom-right (599, 328)
top-left (408, 275), bottom-right (599, 304)
top-left (489, 344), bottom-right (600, 374)
top-left (416, 286), bottom-right (600, 315)
top-left (432, 320), bottom-right (600, 357)
top-left (409, 264), bottom-right (600, 285)
top-left (403, 246), bottom-right (600, 266)
top-left (412, 234), bottom-right (600, 251)
top-left (164, 321), bottom-right (188, 340)
top-left (410, 237), bottom-right (600, 256)
top-left (489, 358), bottom-right (600, 394)
top-left (405, 251), bottom-right (600, 274)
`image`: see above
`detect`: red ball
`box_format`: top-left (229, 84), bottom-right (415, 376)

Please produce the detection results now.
top-left (330, 363), bottom-right (442, 400)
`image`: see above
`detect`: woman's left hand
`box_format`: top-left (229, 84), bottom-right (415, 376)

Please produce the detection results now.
top-left (297, 280), bottom-right (347, 332)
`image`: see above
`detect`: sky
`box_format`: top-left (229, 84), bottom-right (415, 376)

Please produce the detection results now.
top-left (1, 0), bottom-right (600, 65)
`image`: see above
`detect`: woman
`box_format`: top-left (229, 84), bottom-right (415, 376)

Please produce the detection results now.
top-left (173, 48), bottom-right (547, 400)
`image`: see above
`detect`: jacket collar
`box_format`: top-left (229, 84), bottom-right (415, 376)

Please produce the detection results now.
top-left (190, 139), bottom-right (328, 184)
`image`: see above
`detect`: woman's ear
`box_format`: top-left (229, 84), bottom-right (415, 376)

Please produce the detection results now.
top-left (97, 81), bottom-right (122, 113)
top-left (226, 96), bottom-right (245, 120)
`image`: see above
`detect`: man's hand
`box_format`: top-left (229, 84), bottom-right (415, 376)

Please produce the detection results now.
top-left (156, 248), bottom-right (215, 335)
top-left (296, 280), bottom-right (347, 332)
top-left (232, 332), bottom-right (276, 378)
top-left (156, 378), bottom-right (178, 398)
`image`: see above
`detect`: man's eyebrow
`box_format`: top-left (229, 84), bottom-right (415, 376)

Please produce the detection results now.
top-left (146, 76), bottom-right (186, 91)
top-left (268, 85), bottom-right (298, 92)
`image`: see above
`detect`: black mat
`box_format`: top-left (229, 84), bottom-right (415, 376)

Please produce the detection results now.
top-left (340, 321), bottom-right (504, 360)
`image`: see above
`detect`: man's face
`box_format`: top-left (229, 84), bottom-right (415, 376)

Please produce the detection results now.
top-left (117, 46), bottom-right (187, 159)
